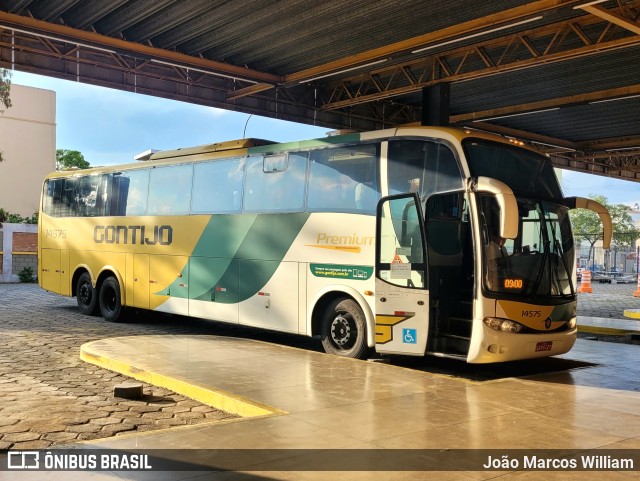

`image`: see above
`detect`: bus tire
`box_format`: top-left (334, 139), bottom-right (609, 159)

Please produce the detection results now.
top-left (321, 298), bottom-right (371, 359)
top-left (76, 272), bottom-right (99, 316)
top-left (99, 276), bottom-right (127, 322)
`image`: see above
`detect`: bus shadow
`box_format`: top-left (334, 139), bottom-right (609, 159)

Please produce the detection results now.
top-left (385, 355), bottom-right (596, 383)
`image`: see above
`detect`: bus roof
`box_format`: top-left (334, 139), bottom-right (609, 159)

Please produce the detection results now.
top-left (149, 138), bottom-right (276, 160)
top-left (43, 126), bottom-right (544, 179)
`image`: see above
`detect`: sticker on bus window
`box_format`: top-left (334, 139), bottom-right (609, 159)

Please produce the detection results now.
top-left (390, 263), bottom-right (411, 279)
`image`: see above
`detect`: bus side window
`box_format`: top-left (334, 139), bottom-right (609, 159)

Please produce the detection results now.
top-left (148, 164), bottom-right (192, 216)
top-left (111, 170), bottom-right (149, 216)
top-left (74, 175), bottom-right (108, 217)
top-left (388, 140), bottom-right (462, 197)
top-left (111, 175), bottom-right (130, 216)
top-left (243, 153), bottom-right (306, 213)
top-left (307, 144), bottom-right (380, 214)
top-left (192, 158), bottom-right (245, 214)
top-left (43, 179), bottom-right (62, 216)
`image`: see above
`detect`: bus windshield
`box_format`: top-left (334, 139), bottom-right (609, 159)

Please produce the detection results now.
top-left (463, 139), bottom-right (563, 200)
top-left (479, 195), bottom-right (575, 298)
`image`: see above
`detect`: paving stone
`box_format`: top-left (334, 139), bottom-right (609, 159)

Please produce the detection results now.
top-left (99, 424), bottom-right (137, 435)
top-left (65, 417), bottom-right (91, 426)
top-left (10, 440), bottom-right (52, 449)
top-left (121, 417), bottom-right (156, 427)
top-left (129, 405), bottom-right (161, 414)
top-left (1, 423), bottom-right (33, 434)
top-left (76, 432), bottom-right (109, 441)
top-left (141, 411), bottom-right (174, 420)
top-left (66, 424), bottom-right (103, 434)
top-left (42, 432), bottom-right (80, 442)
top-left (160, 406), bottom-right (192, 414)
top-left (2, 432), bottom-right (42, 442)
top-left (0, 284), bottom-right (237, 448)
top-left (89, 417), bottom-right (125, 426)
top-left (174, 411), bottom-right (205, 420)
top-left (190, 405), bottom-right (215, 413)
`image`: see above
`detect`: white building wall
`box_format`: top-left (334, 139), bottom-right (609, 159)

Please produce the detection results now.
top-left (0, 84), bottom-right (56, 216)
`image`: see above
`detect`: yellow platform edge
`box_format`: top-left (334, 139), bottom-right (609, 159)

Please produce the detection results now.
top-left (577, 325), bottom-right (635, 336)
top-left (623, 309), bottom-right (640, 320)
top-left (80, 344), bottom-right (287, 419)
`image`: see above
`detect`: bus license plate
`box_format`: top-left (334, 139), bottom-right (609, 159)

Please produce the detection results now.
top-left (535, 341), bottom-right (553, 352)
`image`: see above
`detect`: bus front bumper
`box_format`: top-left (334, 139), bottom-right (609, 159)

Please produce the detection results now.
top-left (467, 323), bottom-right (578, 363)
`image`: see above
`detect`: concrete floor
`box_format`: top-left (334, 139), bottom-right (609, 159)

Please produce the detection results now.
top-left (6, 332), bottom-right (631, 480)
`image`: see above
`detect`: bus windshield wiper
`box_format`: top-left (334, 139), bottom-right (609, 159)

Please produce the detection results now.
top-left (529, 241), bottom-right (549, 300)
top-left (546, 210), bottom-right (574, 297)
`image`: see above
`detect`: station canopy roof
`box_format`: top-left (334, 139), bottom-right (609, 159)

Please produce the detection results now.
top-left (1, 0), bottom-right (640, 181)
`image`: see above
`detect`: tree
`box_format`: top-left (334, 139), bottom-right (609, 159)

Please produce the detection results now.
top-left (0, 68), bottom-right (12, 163)
top-left (0, 68), bottom-right (10, 111)
top-left (570, 194), bottom-right (640, 264)
top-left (56, 149), bottom-right (90, 170)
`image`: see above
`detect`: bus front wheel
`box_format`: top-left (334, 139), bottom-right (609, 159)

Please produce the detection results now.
top-left (76, 272), bottom-right (99, 316)
top-left (321, 298), bottom-right (370, 359)
top-left (99, 277), bottom-right (126, 322)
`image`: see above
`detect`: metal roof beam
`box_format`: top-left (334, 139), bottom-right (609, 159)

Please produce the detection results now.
top-left (468, 121), bottom-right (580, 151)
top-left (320, 8), bottom-right (640, 111)
top-left (452, 84), bottom-right (640, 123)
top-left (579, 4), bottom-right (640, 35)
top-left (580, 134), bottom-right (640, 151)
top-left (284, 0), bottom-right (583, 85)
top-left (0, 10), bottom-right (281, 84)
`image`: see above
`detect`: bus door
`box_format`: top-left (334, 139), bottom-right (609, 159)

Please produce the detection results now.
top-left (375, 194), bottom-right (429, 355)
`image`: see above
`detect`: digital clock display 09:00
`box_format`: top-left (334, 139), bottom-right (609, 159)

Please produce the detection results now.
top-left (503, 278), bottom-right (524, 289)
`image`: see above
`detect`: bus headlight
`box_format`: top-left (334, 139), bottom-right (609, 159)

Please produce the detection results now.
top-left (484, 317), bottom-right (524, 333)
top-left (567, 318), bottom-right (577, 329)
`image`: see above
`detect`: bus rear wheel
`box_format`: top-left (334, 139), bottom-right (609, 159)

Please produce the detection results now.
top-left (76, 272), bottom-right (99, 315)
top-left (99, 276), bottom-right (127, 322)
top-left (321, 298), bottom-right (370, 359)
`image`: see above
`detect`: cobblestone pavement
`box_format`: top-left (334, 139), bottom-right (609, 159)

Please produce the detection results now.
top-left (0, 281), bottom-right (638, 450)
top-left (576, 281), bottom-right (640, 318)
top-left (0, 284), bottom-right (246, 450)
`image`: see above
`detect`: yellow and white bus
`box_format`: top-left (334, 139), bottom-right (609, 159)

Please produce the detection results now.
top-left (38, 127), bottom-right (611, 363)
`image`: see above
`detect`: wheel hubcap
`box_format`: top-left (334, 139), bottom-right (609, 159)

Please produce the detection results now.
top-left (79, 283), bottom-right (92, 305)
top-left (330, 314), bottom-right (352, 347)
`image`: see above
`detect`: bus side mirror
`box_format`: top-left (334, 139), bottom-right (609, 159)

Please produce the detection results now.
top-left (468, 177), bottom-right (518, 240)
top-left (564, 197), bottom-right (612, 250)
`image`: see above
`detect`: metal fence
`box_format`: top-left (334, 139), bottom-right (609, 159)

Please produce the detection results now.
top-left (578, 244), bottom-right (640, 274)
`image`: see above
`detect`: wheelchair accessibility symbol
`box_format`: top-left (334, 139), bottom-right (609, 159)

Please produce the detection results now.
top-left (402, 328), bottom-right (417, 344)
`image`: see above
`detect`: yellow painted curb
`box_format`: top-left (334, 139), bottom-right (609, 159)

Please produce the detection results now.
top-left (80, 345), bottom-right (287, 419)
top-left (577, 326), bottom-right (635, 336)
top-left (623, 309), bottom-right (640, 320)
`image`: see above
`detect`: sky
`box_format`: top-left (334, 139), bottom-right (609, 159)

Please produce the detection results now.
top-left (9, 70), bottom-right (640, 208)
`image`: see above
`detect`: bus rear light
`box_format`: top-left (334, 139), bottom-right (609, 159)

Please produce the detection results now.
top-left (484, 317), bottom-right (524, 333)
